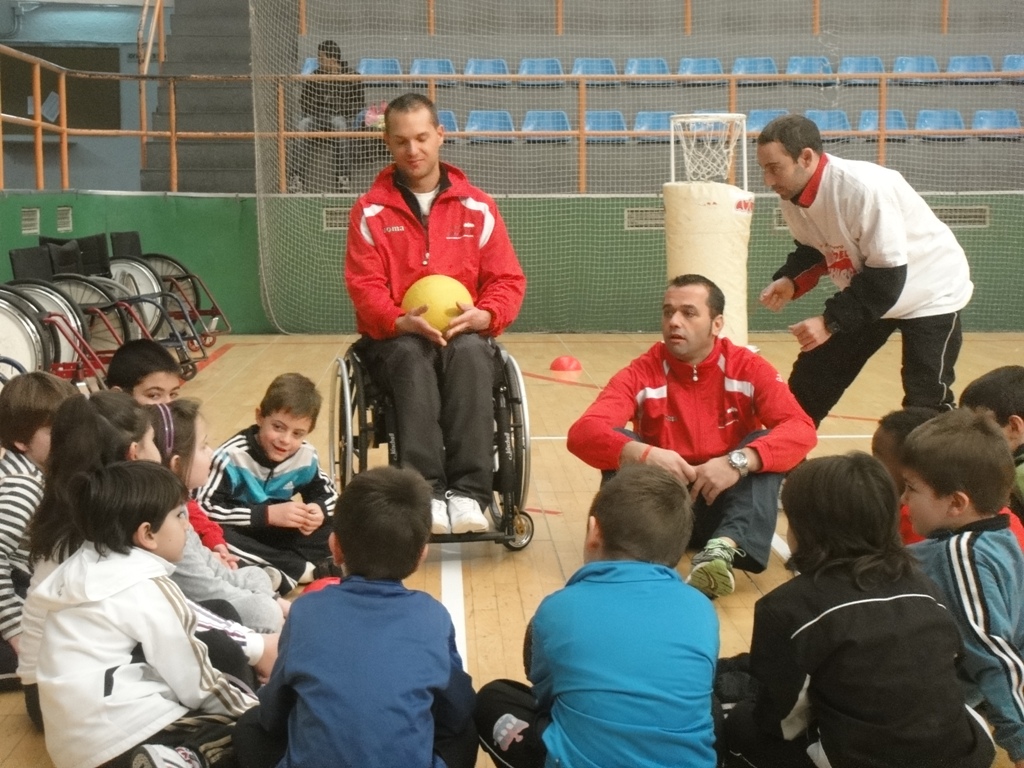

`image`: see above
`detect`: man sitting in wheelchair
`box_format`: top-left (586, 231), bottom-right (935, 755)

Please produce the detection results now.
top-left (344, 93), bottom-right (526, 535)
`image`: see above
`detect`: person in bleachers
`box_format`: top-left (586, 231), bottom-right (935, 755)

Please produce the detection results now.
top-left (289, 39), bottom-right (364, 193)
top-left (757, 114), bottom-right (973, 426)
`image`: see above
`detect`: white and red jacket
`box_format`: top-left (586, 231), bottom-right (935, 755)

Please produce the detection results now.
top-left (345, 162), bottom-right (525, 339)
top-left (567, 337), bottom-right (816, 472)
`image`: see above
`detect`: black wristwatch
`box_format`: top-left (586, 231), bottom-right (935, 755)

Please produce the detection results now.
top-left (824, 317), bottom-right (842, 335)
top-left (727, 450), bottom-right (749, 478)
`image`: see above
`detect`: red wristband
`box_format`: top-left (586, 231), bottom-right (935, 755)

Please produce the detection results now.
top-left (639, 445), bottom-right (653, 463)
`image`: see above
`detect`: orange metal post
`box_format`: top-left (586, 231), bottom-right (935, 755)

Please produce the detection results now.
top-left (812, 0), bottom-right (821, 35)
top-left (427, 0), bottom-right (435, 35)
top-left (277, 82), bottom-right (287, 193)
top-left (941, 0), bottom-right (949, 33)
top-left (298, 0), bottom-right (306, 36)
top-left (157, 0), bottom-right (165, 64)
top-left (555, 0), bottom-right (563, 35)
top-left (58, 73), bottom-right (69, 189)
top-left (684, 0), bottom-right (692, 35)
top-left (169, 80), bottom-right (178, 192)
top-left (577, 83), bottom-right (586, 193)
top-left (32, 63), bottom-right (44, 189)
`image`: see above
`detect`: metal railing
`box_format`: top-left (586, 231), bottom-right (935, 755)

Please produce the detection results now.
top-left (1, 47), bottom-right (1021, 194)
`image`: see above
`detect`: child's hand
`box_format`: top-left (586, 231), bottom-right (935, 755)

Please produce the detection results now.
top-left (267, 501), bottom-right (316, 529)
top-left (297, 503), bottom-right (324, 535)
top-left (212, 544), bottom-right (239, 570)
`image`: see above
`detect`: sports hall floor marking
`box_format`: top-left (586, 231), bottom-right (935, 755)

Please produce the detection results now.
top-left (439, 544), bottom-right (470, 670)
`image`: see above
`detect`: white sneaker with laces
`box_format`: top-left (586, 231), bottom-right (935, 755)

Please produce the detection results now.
top-left (431, 498), bottom-right (450, 535)
top-left (447, 493), bottom-right (489, 534)
top-left (130, 744), bottom-right (204, 768)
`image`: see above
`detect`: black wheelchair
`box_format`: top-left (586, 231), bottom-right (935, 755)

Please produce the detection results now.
top-left (327, 341), bottom-right (533, 550)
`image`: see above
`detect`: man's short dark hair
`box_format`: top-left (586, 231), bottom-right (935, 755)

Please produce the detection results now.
top-left (384, 92), bottom-right (439, 133)
top-left (901, 409), bottom-right (1015, 516)
top-left (332, 466), bottom-right (432, 580)
top-left (317, 39), bottom-right (342, 63)
top-left (668, 274), bottom-right (725, 318)
top-left (590, 464), bottom-right (693, 567)
top-left (756, 114), bottom-right (823, 159)
top-left (259, 373), bottom-right (322, 430)
top-left (105, 339), bottom-right (179, 391)
top-left (0, 371), bottom-right (77, 451)
top-left (875, 407), bottom-right (939, 447)
top-left (960, 366), bottom-right (1024, 426)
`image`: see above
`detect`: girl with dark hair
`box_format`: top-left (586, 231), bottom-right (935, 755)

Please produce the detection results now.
top-left (722, 452), bottom-right (995, 768)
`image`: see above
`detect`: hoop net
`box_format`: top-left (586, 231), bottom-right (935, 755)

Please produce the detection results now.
top-left (670, 113), bottom-right (747, 188)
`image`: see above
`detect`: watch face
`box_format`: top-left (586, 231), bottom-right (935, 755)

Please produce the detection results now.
top-left (730, 451), bottom-right (747, 468)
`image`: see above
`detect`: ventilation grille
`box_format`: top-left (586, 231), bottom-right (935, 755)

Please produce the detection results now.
top-left (931, 205), bottom-right (990, 228)
top-left (56, 206), bottom-right (73, 233)
top-left (774, 205), bottom-right (990, 229)
top-left (20, 208), bottom-right (40, 235)
top-left (623, 207), bottom-right (665, 230)
top-left (322, 207), bottom-right (348, 232)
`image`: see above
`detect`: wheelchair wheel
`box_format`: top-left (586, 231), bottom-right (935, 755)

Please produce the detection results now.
top-left (143, 253), bottom-right (202, 311)
top-left (109, 256), bottom-right (165, 335)
top-left (0, 286), bottom-right (60, 369)
top-left (52, 274), bottom-right (133, 353)
top-left (9, 279), bottom-right (91, 364)
top-left (0, 293), bottom-right (49, 373)
top-left (345, 349), bottom-right (375, 483)
top-left (503, 511), bottom-right (534, 551)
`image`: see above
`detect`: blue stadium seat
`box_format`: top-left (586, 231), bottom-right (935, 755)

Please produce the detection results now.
top-left (625, 57), bottom-right (671, 86)
top-left (947, 55), bottom-right (997, 85)
top-left (838, 56), bottom-right (885, 86)
top-left (747, 109), bottom-right (788, 135)
top-left (522, 110), bottom-right (571, 143)
top-left (357, 57), bottom-right (403, 87)
top-left (571, 57), bottom-right (619, 86)
top-left (805, 109), bottom-right (851, 141)
top-left (518, 57), bottom-right (565, 87)
top-left (787, 56), bottom-right (835, 86)
top-left (972, 109), bottom-right (1021, 140)
top-left (410, 58), bottom-right (456, 87)
top-left (893, 55), bottom-right (940, 85)
top-left (633, 111), bottom-right (673, 143)
top-left (437, 109), bottom-right (459, 141)
top-left (858, 110), bottom-right (909, 141)
top-left (1002, 54), bottom-right (1024, 83)
top-left (464, 58), bottom-right (510, 87)
top-left (584, 110), bottom-right (628, 144)
top-left (465, 110), bottom-right (515, 142)
top-left (732, 56), bottom-right (778, 86)
top-left (915, 109), bottom-right (966, 140)
top-left (678, 57), bottom-right (725, 86)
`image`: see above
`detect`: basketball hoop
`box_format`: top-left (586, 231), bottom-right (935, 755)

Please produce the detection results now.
top-left (669, 113), bottom-right (748, 189)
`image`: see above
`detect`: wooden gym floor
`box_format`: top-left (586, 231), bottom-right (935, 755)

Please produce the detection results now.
top-left (2, 331), bottom-right (1021, 768)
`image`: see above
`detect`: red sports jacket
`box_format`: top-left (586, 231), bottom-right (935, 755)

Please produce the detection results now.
top-left (567, 337), bottom-right (816, 472)
top-left (345, 162), bottom-right (525, 339)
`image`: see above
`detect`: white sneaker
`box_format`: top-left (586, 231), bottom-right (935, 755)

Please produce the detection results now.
top-left (431, 498), bottom-right (450, 535)
top-left (130, 744), bottom-right (204, 768)
top-left (447, 493), bottom-right (489, 534)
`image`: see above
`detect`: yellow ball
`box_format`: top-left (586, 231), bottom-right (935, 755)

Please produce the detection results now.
top-left (400, 275), bottom-right (473, 332)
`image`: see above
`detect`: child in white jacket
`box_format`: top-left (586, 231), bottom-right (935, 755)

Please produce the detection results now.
top-left (33, 461), bottom-right (255, 768)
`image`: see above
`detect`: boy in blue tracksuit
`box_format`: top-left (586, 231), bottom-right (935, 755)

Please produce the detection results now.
top-left (232, 466), bottom-right (478, 768)
top-left (902, 409), bottom-right (1024, 765)
top-left (474, 464), bottom-right (719, 768)
top-left (197, 373), bottom-right (338, 592)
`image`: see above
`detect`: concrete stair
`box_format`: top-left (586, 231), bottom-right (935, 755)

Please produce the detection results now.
top-left (140, 0), bottom-right (289, 192)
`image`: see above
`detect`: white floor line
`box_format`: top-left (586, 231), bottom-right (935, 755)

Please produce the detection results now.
top-left (771, 532), bottom-right (792, 562)
top-left (439, 544), bottom-right (469, 670)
